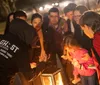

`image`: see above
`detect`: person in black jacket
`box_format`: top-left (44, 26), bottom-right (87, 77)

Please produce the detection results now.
top-left (42, 7), bottom-right (68, 65)
top-left (0, 15), bottom-right (36, 85)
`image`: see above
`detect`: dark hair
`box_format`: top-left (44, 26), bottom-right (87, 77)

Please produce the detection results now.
top-left (63, 34), bottom-right (80, 48)
top-left (14, 10), bottom-right (27, 19)
top-left (64, 3), bottom-right (77, 14)
top-left (80, 11), bottom-right (100, 32)
top-left (31, 13), bottom-right (42, 23)
top-left (5, 12), bottom-right (15, 34)
top-left (62, 32), bottom-right (80, 49)
top-left (74, 5), bottom-right (88, 14)
top-left (67, 3), bottom-right (77, 9)
top-left (48, 7), bottom-right (59, 15)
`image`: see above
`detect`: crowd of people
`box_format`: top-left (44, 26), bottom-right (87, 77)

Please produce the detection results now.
top-left (0, 2), bottom-right (100, 85)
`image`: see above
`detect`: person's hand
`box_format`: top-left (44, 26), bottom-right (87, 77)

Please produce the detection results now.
top-left (61, 55), bottom-right (68, 60)
top-left (72, 77), bottom-right (81, 84)
top-left (39, 49), bottom-right (47, 62)
top-left (72, 59), bottom-right (80, 68)
top-left (30, 62), bottom-right (37, 69)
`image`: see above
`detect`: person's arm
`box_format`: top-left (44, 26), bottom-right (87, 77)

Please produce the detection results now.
top-left (72, 67), bottom-right (80, 84)
top-left (73, 67), bottom-right (79, 80)
top-left (37, 28), bottom-right (47, 62)
top-left (35, 22), bottom-right (47, 62)
top-left (37, 29), bottom-right (44, 51)
top-left (15, 51), bottom-right (33, 80)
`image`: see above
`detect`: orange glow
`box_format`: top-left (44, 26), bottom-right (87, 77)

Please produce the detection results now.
top-left (54, 72), bottom-right (64, 85)
top-left (41, 72), bottom-right (64, 85)
top-left (42, 76), bottom-right (52, 85)
top-left (30, 62), bottom-right (36, 69)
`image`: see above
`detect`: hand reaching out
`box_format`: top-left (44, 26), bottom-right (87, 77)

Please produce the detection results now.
top-left (39, 49), bottom-right (47, 62)
top-left (30, 62), bottom-right (37, 69)
top-left (61, 50), bottom-right (73, 62)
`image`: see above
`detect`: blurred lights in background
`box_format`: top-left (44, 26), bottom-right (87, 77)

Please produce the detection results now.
top-left (44, 4), bottom-right (52, 9)
top-left (55, 3), bottom-right (59, 6)
top-left (20, 0), bottom-right (99, 18)
top-left (52, 3), bottom-right (55, 6)
top-left (38, 1), bottom-right (73, 12)
top-left (59, 1), bottom-right (73, 8)
top-left (39, 4), bottom-right (54, 11)
top-left (39, 7), bottom-right (44, 11)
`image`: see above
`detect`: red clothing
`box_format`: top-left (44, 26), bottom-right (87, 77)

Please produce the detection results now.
top-left (93, 31), bottom-right (100, 82)
top-left (72, 48), bottom-right (96, 76)
top-left (93, 32), bottom-right (100, 56)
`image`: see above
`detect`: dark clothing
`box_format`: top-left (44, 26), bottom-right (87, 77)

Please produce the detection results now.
top-left (66, 19), bottom-right (82, 44)
top-left (42, 17), bottom-right (69, 85)
top-left (0, 33), bottom-right (32, 85)
top-left (79, 27), bottom-right (92, 56)
top-left (67, 20), bottom-right (92, 52)
top-left (42, 18), bottom-right (68, 65)
top-left (43, 18), bottom-right (67, 55)
top-left (81, 32), bottom-right (92, 53)
top-left (42, 24), bottom-right (58, 65)
top-left (81, 72), bottom-right (99, 85)
top-left (9, 18), bottom-right (36, 45)
top-left (0, 19), bottom-right (36, 85)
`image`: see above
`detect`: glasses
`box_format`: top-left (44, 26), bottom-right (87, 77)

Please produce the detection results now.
top-left (74, 15), bottom-right (81, 18)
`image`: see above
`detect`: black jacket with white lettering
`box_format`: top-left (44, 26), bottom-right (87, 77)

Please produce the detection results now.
top-left (0, 33), bottom-right (33, 81)
top-left (0, 19), bottom-right (36, 84)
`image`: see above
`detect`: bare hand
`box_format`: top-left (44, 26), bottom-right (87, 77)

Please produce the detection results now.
top-left (61, 55), bottom-right (68, 60)
top-left (30, 62), bottom-right (37, 69)
top-left (39, 50), bottom-right (47, 62)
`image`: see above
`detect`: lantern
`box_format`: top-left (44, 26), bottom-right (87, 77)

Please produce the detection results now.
top-left (32, 67), bottom-right (64, 85)
top-left (40, 67), bottom-right (64, 85)
top-left (32, 67), bottom-right (65, 85)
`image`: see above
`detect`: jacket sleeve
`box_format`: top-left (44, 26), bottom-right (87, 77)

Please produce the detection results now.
top-left (24, 26), bottom-right (36, 45)
top-left (15, 50), bottom-right (33, 80)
